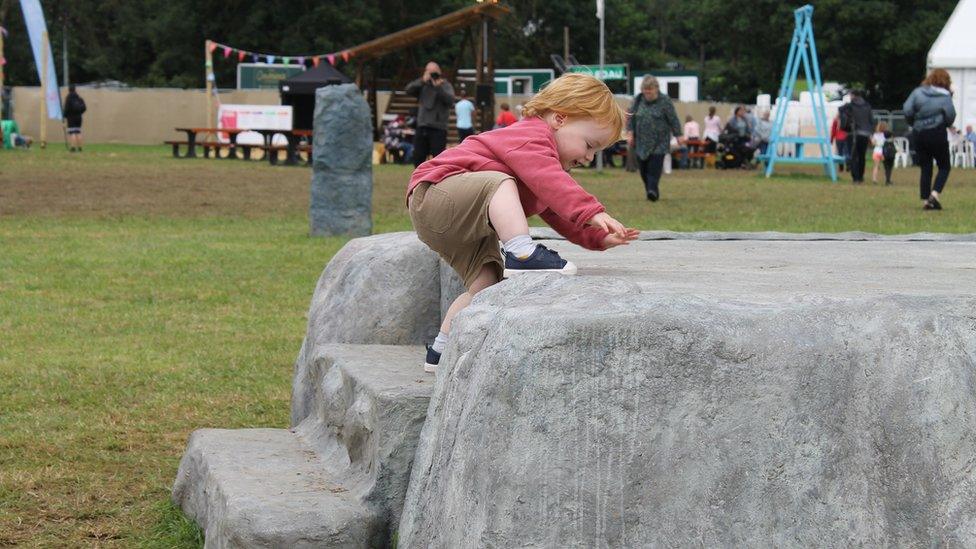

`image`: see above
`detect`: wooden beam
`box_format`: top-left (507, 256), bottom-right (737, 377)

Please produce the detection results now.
top-left (345, 3), bottom-right (509, 64)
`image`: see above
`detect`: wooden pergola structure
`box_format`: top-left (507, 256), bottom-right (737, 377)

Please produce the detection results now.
top-left (344, 1), bottom-right (510, 132)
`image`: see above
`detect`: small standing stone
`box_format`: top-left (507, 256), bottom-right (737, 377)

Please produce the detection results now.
top-left (309, 84), bottom-right (373, 237)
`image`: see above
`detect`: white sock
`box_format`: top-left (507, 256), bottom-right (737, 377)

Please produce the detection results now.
top-left (431, 331), bottom-right (449, 354)
top-left (503, 234), bottom-right (537, 259)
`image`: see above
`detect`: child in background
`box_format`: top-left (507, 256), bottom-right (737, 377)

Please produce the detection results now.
top-left (870, 121), bottom-right (891, 184)
top-left (495, 103), bottom-right (518, 128)
top-left (408, 73), bottom-right (639, 372)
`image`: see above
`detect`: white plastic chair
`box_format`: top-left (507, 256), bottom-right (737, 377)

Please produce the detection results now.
top-left (965, 141), bottom-right (976, 169)
top-left (951, 142), bottom-right (967, 168)
top-left (893, 137), bottom-right (910, 168)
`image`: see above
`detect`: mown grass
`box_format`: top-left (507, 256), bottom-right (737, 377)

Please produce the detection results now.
top-left (0, 144), bottom-right (973, 546)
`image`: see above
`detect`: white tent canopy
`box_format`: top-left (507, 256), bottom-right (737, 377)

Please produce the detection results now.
top-left (928, 0), bottom-right (976, 128)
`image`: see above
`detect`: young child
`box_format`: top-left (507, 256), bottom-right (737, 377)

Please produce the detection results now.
top-left (495, 102), bottom-right (518, 128)
top-left (870, 121), bottom-right (891, 184)
top-left (407, 73), bottom-right (639, 372)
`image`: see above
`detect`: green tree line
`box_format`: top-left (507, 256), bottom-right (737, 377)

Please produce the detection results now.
top-left (0, 0), bottom-right (956, 108)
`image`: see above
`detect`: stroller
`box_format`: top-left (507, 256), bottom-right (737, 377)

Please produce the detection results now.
top-left (715, 130), bottom-right (755, 169)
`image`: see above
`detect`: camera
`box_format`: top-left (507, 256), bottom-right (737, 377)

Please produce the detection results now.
top-left (430, 72), bottom-right (441, 80)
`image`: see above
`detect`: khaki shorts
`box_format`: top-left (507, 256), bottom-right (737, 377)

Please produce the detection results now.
top-left (409, 171), bottom-right (512, 288)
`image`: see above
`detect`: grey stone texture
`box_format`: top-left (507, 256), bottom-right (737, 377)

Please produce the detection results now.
top-left (309, 83), bottom-right (373, 237)
top-left (290, 343), bottom-right (434, 527)
top-left (172, 428), bottom-right (382, 548)
top-left (299, 232), bottom-right (442, 348)
top-left (398, 238), bottom-right (976, 547)
top-left (173, 231), bottom-right (976, 547)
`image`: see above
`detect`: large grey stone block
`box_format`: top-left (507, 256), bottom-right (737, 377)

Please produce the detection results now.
top-left (398, 238), bottom-right (976, 547)
top-left (310, 83), bottom-right (373, 237)
top-left (172, 428), bottom-right (382, 548)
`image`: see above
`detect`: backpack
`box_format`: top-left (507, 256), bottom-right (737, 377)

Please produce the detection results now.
top-left (882, 139), bottom-right (896, 161)
top-left (838, 104), bottom-right (853, 133)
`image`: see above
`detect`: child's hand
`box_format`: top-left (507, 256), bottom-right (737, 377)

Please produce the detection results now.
top-left (587, 212), bottom-right (628, 238)
top-left (603, 228), bottom-right (640, 249)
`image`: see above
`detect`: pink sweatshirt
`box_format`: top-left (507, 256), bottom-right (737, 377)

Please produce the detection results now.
top-left (408, 116), bottom-right (609, 250)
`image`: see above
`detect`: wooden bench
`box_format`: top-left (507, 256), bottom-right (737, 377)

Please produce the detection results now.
top-left (264, 143), bottom-right (313, 166)
top-left (165, 140), bottom-right (190, 158)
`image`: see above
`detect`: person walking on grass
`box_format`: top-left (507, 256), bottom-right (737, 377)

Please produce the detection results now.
top-left (627, 75), bottom-right (683, 202)
top-left (63, 85), bottom-right (87, 152)
top-left (870, 121), bottom-right (893, 185)
top-left (407, 73), bottom-right (638, 373)
top-left (903, 68), bottom-right (956, 210)
top-left (839, 90), bottom-right (873, 184)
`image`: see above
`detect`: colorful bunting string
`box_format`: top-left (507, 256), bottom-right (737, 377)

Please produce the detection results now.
top-left (204, 39), bottom-right (353, 69)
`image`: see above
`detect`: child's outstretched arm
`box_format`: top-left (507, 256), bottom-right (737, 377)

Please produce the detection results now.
top-left (540, 209), bottom-right (639, 250)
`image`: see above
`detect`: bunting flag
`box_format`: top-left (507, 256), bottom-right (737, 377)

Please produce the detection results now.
top-left (204, 39), bottom-right (352, 70)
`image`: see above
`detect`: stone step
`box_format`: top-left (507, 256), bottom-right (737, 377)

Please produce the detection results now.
top-left (290, 344), bottom-right (433, 515)
top-left (172, 428), bottom-right (384, 548)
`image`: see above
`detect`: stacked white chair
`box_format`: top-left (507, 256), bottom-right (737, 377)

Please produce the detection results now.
top-left (893, 137), bottom-right (911, 168)
top-left (951, 141), bottom-right (970, 168)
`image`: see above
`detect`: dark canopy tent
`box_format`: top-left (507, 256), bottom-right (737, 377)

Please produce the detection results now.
top-left (279, 64), bottom-right (353, 130)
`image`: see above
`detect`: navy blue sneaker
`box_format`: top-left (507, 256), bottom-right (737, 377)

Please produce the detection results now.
top-left (424, 345), bottom-right (441, 373)
top-left (503, 244), bottom-right (577, 278)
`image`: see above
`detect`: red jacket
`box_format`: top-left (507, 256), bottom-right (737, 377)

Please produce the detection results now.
top-left (495, 110), bottom-right (518, 128)
top-left (408, 117), bottom-right (609, 250)
top-left (830, 117), bottom-right (848, 142)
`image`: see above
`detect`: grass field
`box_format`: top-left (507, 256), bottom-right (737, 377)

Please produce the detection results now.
top-left (1, 144), bottom-right (974, 547)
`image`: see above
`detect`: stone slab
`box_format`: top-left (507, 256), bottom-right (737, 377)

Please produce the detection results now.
top-left (399, 236), bottom-right (976, 547)
top-left (542, 238), bottom-right (976, 301)
top-left (291, 344), bottom-right (433, 541)
top-left (172, 428), bottom-right (384, 548)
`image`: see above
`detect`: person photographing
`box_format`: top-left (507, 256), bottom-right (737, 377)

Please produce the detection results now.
top-left (405, 62), bottom-right (455, 167)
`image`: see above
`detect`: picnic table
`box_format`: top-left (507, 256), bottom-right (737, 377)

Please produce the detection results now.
top-left (167, 128), bottom-right (313, 165)
top-left (252, 129), bottom-right (313, 166)
top-left (168, 127), bottom-right (249, 159)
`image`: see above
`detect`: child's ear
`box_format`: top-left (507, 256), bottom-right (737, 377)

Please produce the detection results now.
top-left (552, 112), bottom-right (567, 128)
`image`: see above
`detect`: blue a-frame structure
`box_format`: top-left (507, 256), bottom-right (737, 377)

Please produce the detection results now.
top-left (761, 5), bottom-right (839, 181)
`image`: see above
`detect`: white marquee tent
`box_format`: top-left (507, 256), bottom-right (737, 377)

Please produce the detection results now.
top-left (928, 0), bottom-right (976, 128)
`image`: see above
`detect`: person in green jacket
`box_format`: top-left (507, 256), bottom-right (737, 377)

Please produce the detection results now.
top-left (627, 75), bottom-right (684, 202)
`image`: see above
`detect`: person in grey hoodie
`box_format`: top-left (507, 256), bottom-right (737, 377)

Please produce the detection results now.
top-left (903, 68), bottom-right (956, 210)
top-left (406, 61), bottom-right (456, 167)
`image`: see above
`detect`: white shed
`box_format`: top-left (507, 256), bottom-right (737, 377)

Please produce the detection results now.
top-left (928, 0), bottom-right (976, 128)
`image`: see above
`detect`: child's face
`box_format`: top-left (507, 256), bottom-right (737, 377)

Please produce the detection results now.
top-left (547, 113), bottom-right (616, 170)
